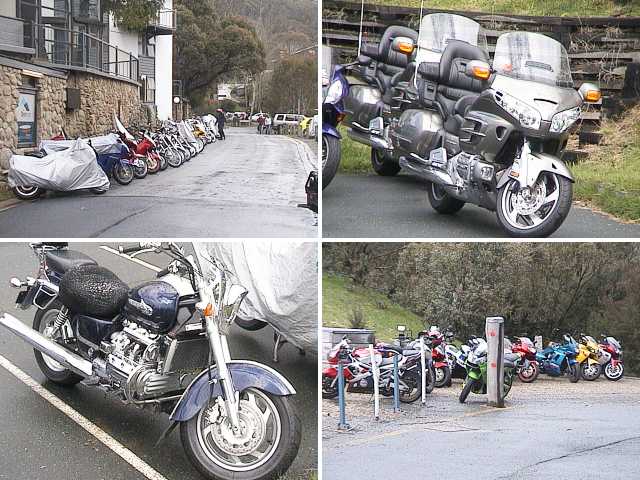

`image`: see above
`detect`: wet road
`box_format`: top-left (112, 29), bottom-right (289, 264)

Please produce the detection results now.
top-left (323, 173), bottom-right (640, 238)
top-left (0, 244), bottom-right (317, 480)
top-left (0, 129), bottom-right (317, 238)
top-left (323, 377), bottom-right (640, 479)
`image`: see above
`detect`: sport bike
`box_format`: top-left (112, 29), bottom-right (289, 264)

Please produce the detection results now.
top-left (536, 334), bottom-right (580, 382)
top-left (599, 335), bottom-right (624, 381)
top-left (511, 336), bottom-right (539, 383)
top-left (0, 242), bottom-right (301, 480)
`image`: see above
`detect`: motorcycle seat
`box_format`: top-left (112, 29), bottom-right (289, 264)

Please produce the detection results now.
top-left (45, 249), bottom-right (97, 273)
top-left (403, 349), bottom-right (420, 356)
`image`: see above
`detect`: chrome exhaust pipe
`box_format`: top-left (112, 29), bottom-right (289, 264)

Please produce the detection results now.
top-left (0, 313), bottom-right (92, 377)
top-left (399, 156), bottom-right (456, 186)
top-left (347, 128), bottom-right (391, 150)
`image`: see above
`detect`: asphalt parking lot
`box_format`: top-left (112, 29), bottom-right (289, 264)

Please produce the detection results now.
top-left (323, 376), bottom-right (640, 479)
top-left (0, 243), bottom-right (317, 480)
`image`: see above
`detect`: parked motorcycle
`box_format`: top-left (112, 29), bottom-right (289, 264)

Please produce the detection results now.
top-left (343, 13), bottom-right (601, 237)
top-left (421, 326), bottom-right (451, 388)
top-left (322, 45), bottom-right (349, 189)
top-left (459, 338), bottom-right (521, 403)
top-left (577, 334), bottom-right (603, 381)
top-left (599, 335), bottom-right (624, 381)
top-left (511, 336), bottom-right (539, 383)
top-left (114, 116), bottom-right (159, 175)
top-left (0, 242), bottom-right (301, 480)
top-left (536, 334), bottom-right (580, 382)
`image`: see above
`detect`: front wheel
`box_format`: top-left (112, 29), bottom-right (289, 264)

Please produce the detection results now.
top-left (322, 134), bottom-right (341, 190)
top-left (166, 149), bottom-right (183, 168)
top-left (13, 185), bottom-right (43, 200)
top-left (371, 148), bottom-right (400, 176)
top-left (133, 159), bottom-right (148, 179)
top-left (568, 363), bottom-right (580, 383)
top-left (322, 374), bottom-right (339, 399)
top-left (158, 153), bottom-right (168, 171)
top-left (434, 365), bottom-right (452, 388)
top-left (518, 362), bottom-right (539, 383)
top-left (32, 301), bottom-right (82, 386)
top-left (496, 173), bottom-right (572, 238)
top-left (581, 362), bottom-right (602, 381)
top-left (180, 388), bottom-right (301, 480)
top-left (459, 377), bottom-right (477, 404)
top-left (604, 362), bottom-right (624, 381)
top-left (146, 154), bottom-right (160, 174)
top-left (427, 182), bottom-right (465, 214)
top-left (112, 163), bottom-right (134, 185)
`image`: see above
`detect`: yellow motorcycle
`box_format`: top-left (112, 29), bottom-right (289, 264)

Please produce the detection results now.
top-left (577, 335), bottom-right (602, 381)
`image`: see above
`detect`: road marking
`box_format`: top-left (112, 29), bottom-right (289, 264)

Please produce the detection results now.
top-left (100, 246), bottom-right (162, 272)
top-left (0, 354), bottom-right (168, 480)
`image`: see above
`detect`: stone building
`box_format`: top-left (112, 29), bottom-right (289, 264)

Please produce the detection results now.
top-left (0, 0), bottom-right (175, 174)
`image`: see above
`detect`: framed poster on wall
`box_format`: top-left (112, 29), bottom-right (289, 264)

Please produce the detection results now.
top-left (16, 88), bottom-right (37, 147)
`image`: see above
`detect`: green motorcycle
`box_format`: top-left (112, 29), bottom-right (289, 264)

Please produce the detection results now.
top-left (459, 339), bottom-right (521, 404)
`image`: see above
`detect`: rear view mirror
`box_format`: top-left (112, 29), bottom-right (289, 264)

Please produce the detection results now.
top-left (391, 36), bottom-right (415, 55)
top-left (465, 60), bottom-right (491, 80)
top-left (579, 82), bottom-right (601, 103)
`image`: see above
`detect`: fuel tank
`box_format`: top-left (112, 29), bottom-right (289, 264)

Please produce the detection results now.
top-left (343, 85), bottom-right (383, 130)
top-left (124, 281), bottom-right (179, 334)
top-left (390, 109), bottom-right (443, 158)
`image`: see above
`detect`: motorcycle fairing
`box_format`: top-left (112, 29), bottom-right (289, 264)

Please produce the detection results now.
top-left (496, 149), bottom-right (574, 190)
top-left (170, 360), bottom-right (296, 422)
top-left (467, 369), bottom-right (482, 380)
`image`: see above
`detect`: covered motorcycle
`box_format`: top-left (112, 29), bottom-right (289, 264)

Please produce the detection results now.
top-left (8, 138), bottom-right (110, 199)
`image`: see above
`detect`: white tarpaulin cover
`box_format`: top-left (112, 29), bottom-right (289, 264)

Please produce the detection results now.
top-left (8, 138), bottom-right (110, 191)
top-left (178, 121), bottom-right (198, 143)
top-left (39, 134), bottom-right (124, 156)
top-left (198, 242), bottom-right (318, 355)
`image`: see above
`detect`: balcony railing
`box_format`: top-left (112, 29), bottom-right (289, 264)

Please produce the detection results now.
top-left (148, 9), bottom-right (176, 33)
top-left (0, 15), bottom-right (36, 55)
top-left (34, 25), bottom-right (139, 82)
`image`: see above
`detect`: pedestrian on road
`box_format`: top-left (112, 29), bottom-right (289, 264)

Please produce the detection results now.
top-left (216, 109), bottom-right (226, 140)
top-left (258, 114), bottom-right (265, 134)
top-left (264, 115), bottom-right (272, 135)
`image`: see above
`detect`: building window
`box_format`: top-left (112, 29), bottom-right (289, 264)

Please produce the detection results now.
top-left (142, 76), bottom-right (155, 104)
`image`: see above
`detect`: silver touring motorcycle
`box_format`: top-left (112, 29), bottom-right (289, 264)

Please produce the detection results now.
top-left (0, 243), bottom-right (300, 480)
top-left (343, 14), bottom-right (601, 237)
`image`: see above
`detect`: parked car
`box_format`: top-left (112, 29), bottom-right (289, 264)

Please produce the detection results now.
top-left (273, 113), bottom-right (306, 133)
top-left (251, 112), bottom-right (269, 122)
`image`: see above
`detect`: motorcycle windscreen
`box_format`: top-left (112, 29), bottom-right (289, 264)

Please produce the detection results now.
top-left (8, 138), bottom-right (110, 191)
top-left (196, 243), bottom-right (318, 356)
top-left (415, 13), bottom-right (487, 64)
top-left (322, 45), bottom-right (335, 87)
top-left (493, 32), bottom-right (573, 88)
top-left (40, 133), bottom-right (124, 156)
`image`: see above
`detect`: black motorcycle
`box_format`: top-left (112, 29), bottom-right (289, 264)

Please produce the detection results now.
top-left (0, 242), bottom-right (301, 480)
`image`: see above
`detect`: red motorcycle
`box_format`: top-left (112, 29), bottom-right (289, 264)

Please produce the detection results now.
top-left (599, 335), bottom-right (624, 381)
top-left (114, 116), bottom-right (158, 175)
top-left (511, 337), bottom-right (539, 383)
top-left (422, 326), bottom-right (452, 388)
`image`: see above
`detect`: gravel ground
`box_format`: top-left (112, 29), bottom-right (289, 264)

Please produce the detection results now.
top-left (323, 375), bottom-right (640, 442)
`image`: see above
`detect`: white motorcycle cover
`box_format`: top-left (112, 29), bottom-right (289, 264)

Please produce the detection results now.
top-left (8, 138), bottom-right (110, 191)
top-left (199, 243), bottom-right (318, 356)
top-left (178, 121), bottom-right (198, 143)
top-left (39, 133), bottom-right (124, 156)
top-left (203, 114), bottom-right (219, 135)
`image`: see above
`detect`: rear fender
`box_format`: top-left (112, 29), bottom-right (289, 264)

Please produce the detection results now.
top-left (323, 366), bottom-right (337, 377)
top-left (170, 360), bottom-right (296, 422)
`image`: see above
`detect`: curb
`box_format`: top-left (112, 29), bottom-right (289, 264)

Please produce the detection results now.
top-left (0, 196), bottom-right (20, 212)
top-left (285, 137), bottom-right (318, 174)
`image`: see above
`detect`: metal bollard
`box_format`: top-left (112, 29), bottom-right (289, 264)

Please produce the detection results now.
top-left (369, 344), bottom-right (380, 421)
top-left (420, 336), bottom-right (427, 405)
top-left (337, 349), bottom-right (350, 430)
top-left (393, 353), bottom-right (400, 413)
top-left (486, 316), bottom-right (505, 408)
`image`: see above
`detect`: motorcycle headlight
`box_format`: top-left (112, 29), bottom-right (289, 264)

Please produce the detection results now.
top-left (324, 79), bottom-right (344, 105)
top-left (550, 107), bottom-right (581, 133)
top-left (495, 91), bottom-right (541, 130)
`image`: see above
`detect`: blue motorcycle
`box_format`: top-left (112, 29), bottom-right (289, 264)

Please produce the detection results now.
top-left (322, 45), bottom-right (349, 189)
top-left (536, 334), bottom-right (580, 383)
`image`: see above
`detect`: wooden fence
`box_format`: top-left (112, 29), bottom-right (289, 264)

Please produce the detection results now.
top-left (323, 0), bottom-right (640, 150)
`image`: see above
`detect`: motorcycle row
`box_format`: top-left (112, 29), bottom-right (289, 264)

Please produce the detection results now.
top-left (322, 12), bottom-right (602, 237)
top-left (322, 326), bottom-right (624, 405)
top-left (8, 115), bottom-right (219, 200)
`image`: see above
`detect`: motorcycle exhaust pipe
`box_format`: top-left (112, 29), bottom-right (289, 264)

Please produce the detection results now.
top-left (347, 128), bottom-right (391, 150)
top-left (399, 156), bottom-right (455, 186)
top-left (0, 313), bottom-right (93, 377)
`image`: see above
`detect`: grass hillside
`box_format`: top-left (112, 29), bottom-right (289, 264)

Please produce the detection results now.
top-left (573, 105), bottom-right (640, 221)
top-left (323, 273), bottom-right (424, 341)
top-left (361, 0), bottom-right (640, 16)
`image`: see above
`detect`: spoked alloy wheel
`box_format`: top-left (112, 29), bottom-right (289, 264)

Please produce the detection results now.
top-left (581, 362), bottom-right (602, 381)
top-left (112, 163), bottom-right (134, 185)
top-left (604, 362), bottom-right (624, 381)
top-left (146, 154), bottom-right (160, 174)
top-left (518, 362), bottom-right (539, 383)
top-left (13, 185), bottom-right (43, 200)
top-left (181, 388), bottom-right (300, 480)
top-left (166, 149), bottom-right (182, 167)
top-left (497, 173), bottom-right (572, 237)
top-left (322, 375), bottom-right (339, 399)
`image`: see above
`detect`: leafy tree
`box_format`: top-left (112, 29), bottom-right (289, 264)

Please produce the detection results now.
top-left (103, 0), bottom-right (164, 32)
top-left (263, 55), bottom-right (317, 115)
top-left (173, 0), bottom-right (266, 104)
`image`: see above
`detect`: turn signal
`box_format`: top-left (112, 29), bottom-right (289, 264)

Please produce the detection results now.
top-left (398, 42), bottom-right (415, 54)
top-left (472, 65), bottom-right (491, 80)
top-left (203, 303), bottom-right (214, 317)
top-left (584, 90), bottom-right (601, 103)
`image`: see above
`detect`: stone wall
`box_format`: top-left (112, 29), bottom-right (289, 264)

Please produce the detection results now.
top-left (0, 64), bottom-right (148, 177)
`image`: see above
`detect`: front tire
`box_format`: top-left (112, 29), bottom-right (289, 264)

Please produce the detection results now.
top-left (322, 374), bottom-right (339, 399)
top-left (32, 301), bottom-right (82, 386)
top-left (518, 362), bottom-right (539, 383)
top-left (13, 185), bottom-right (43, 200)
top-left (371, 148), bottom-right (400, 176)
top-left (322, 134), bottom-right (341, 190)
top-left (427, 182), bottom-right (465, 214)
top-left (459, 377), bottom-right (477, 404)
top-left (434, 365), bottom-right (452, 388)
top-left (604, 362), bottom-right (624, 381)
top-left (568, 363), bottom-right (580, 383)
top-left (581, 362), bottom-right (602, 381)
top-left (112, 163), bottom-right (134, 185)
top-left (180, 388), bottom-right (301, 480)
top-left (496, 174), bottom-right (572, 238)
